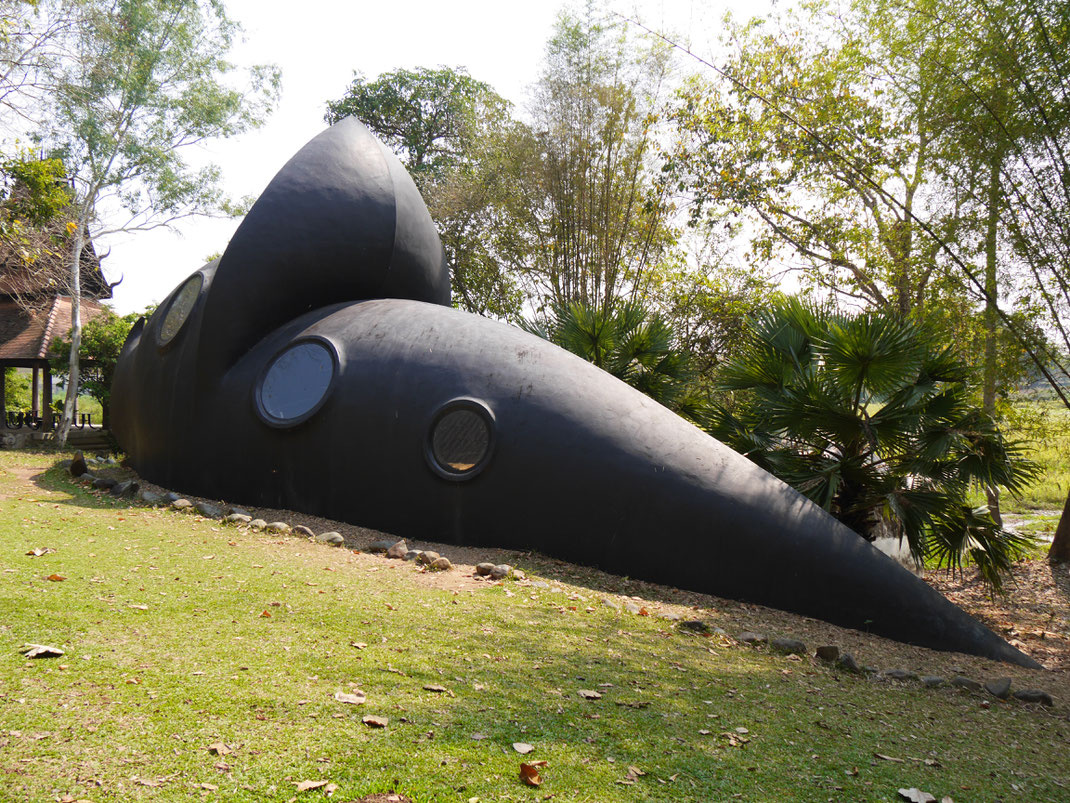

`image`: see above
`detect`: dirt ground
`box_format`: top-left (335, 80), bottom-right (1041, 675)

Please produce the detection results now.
top-left (29, 459), bottom-right (1070, 711)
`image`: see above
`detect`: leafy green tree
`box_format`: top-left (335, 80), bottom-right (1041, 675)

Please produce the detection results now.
top-left (3, 366), bottom-right (30, 410)
top-left (524, 299), bottom-right (709, 424)
top-left (50, 305), bottom-right (143, 428)
top-left (326, 67), bottom-right (507, 189)
top-left (34, 0), bottom-right (280, 446)
top-left (325, 66), bottom-right (522, 320)
top-left (663, 2), bottom-right (963, 320)
top-left (708, 297), bottom-right (1038, 588)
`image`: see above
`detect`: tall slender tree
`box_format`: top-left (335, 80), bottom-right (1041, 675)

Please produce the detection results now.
top-left (508, 5), bottom-right (678, 314)
top-left (35, 0), bottom-right (279, 445)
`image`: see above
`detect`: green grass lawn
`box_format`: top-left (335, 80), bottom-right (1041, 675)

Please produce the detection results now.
top-left (1, 451), bottom-right (1069, 802)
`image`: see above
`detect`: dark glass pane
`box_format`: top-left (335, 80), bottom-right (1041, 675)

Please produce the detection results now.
top-left (159, 273), bottom-right (203, 344)
top-left (260, 341), bottom-right (334, 422)
top-left (432, 409), bottom-right (489, 473)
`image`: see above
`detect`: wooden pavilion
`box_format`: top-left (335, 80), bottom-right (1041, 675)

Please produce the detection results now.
top-left (0, 233), bottom-right (112, 429)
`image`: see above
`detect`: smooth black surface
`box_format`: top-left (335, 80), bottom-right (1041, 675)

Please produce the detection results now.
top-left (112, 119), bottom-right (1039, 668)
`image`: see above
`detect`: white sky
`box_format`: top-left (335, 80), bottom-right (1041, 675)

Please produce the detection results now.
top-left (100, 0), bottom-right (757, 314)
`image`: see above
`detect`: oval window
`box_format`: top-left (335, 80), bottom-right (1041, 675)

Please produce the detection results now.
top-left (257, 340), bottom-right (336, 426)
top-left (428, 400), bottom-right (494, 480)
top-left (158, 272), bottom-right (203, 346)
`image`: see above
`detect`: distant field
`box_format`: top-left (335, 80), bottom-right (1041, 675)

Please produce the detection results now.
top-left (1003, 400), bottom-right (1070, 513)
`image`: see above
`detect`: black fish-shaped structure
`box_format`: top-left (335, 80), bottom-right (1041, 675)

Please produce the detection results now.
top-left (112, 119), bottom-right (1038, 668)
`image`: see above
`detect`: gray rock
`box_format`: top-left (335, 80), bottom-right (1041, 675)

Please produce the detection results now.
top-left (534, 581), bottom-right (550, 589)
top-left (56, 459), bottom-right (73, 470)
top-left (265, 521), bottom-right (291, 534)
top-left (984, 677), bottom-right (1012, 699)
top-left (139, 489), bottom-right (162, 505)
top-left (225, 505), bottom-right (252, 518)
top-left (104, 456), bottom-right (117, 466)
top-left (835, 653), bottom-right (862, 673)
top-left (69, 451), bottom-right (87, 477)
top-left (475, 562), bottom-right (496, 576)
top-left (880, 669), bottom-right (918, 682)
top-left (404, 550), bottom-right (422, 561)
top-left (194, 501), bottom-right (223, 519)
top-left (293, 525), bottom-right (316, 539)
top-left (601, 597), bottom-right (621, 610)
top-left (815, 645), bottom-right (840, 662)
top-left (737, 632), bottom-right (768, 645)
top-left (248, 518), bottom-right (267, 530)
top-left (0, 431), bottom-right (30, 450)
top-left (430, 557), bottom-right (453, 571)
top-left (386, 540), bottom-right (409, 559)
top-left (418, 551), bottom-right (441, 565)
top-left (171, 498), bottom-right (193, 510)
top-left (162, 491), bottom-right (182, 504)
top-left (951, 676), bottom-right (982, 692)
top-left (624, 602), bottom-right (641, 615)
top-left (225, 513), bottom-right (252, 524)
top-left (489, 563), bottom-right (512, 580)
top-left (679, 620), bottom-right (711, 635)
top-left (92, 477), bottom-right (118, 490)
top-left (367, 539), bottom-right (396, 553)
top-left (316, 532), bottom-right (345, 546)
top-left (921, 676), bottom-right (946, 688)
top-left (770, 637), bottom-right (807, 654)
top-left (660, 611), bottom-right (682, 622)
top-left (77, 472), bottom-right (97, 484)
top-left (1013, 689), bottom-right (1053, 706)
top-left (110, 480), bottom-right (139, 498)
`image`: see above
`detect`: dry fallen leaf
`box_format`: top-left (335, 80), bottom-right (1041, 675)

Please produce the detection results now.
top-left (19, 643), bottom-right (64, 659)
top-left (334, 690), bottom-right (366, 705)
top-left (350, 642), bottom-right (367, 649)
top-left (260, 610), bottom-right (272, 618)
top-left (423, 684), bottom-right (447, 693)
top-left (362, 715), bottom-right (388, 728)
top-left (898, 789), bottom-right (936, 803)
top-left (26, 547), bottom-right (56, 557)
top-left (520, 761), bottom-right (546, 786)
top-left (578, 689), bottom-right (602, 700)
top-left (875, 753), bottom-right (906, 763)
top-left (45, 573), bottom-right (66, 582)
top-left (200, 782), bottom-right (218, 791)
top-left (295, 779), bottom-right (330, 792)
top-left (513, 742), bottom-right (535, 754)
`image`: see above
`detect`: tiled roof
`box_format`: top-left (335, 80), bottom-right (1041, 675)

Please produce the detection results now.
top-left (0, 296), bottom-right (107, 362)
top-left (0, 232), bottom-right (110, 300)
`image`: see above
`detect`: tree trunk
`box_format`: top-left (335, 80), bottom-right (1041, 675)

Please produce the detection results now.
top-left (982, 148), bottom-right (1002, 526)
top-left (1048, 489), bottom-right (1070, 564)
top-left (56, 222), bottom-right (85, 447)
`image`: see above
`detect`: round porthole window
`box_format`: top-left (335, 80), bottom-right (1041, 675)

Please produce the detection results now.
top-left (157, 272), bottom-right (203, 346)
top-left (257, 339), bottom-right (337, 427)
top-left (427, 399), bottom-right (495, 480)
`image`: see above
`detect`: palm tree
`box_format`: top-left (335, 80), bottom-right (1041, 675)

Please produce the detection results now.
top-left (707, 297), bottom-right (1038, 588)
top-left (523, 300), bottom-right (710, 424)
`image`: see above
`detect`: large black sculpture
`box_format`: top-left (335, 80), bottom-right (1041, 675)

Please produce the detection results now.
top-left (112, 118), bottom-right (1038, 668)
